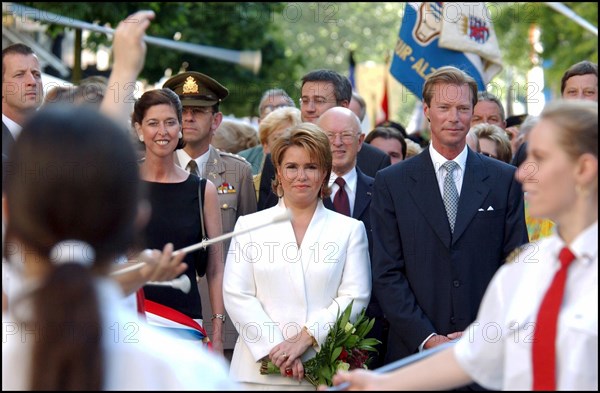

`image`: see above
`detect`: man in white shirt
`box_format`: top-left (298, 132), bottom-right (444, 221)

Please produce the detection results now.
top-left (2, 43), bottom-right (44, 158)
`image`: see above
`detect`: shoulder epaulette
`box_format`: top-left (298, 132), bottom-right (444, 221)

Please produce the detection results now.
top-left (217, 149), bottom-right (250, 164)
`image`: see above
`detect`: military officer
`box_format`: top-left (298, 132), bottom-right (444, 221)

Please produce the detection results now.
top-left (163, 71), bottom-right (257, 361)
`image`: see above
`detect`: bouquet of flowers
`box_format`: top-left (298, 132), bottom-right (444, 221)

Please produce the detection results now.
top-left (260, 300), bottom-right (381, 387)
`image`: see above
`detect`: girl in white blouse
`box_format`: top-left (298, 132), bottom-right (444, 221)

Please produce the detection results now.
top-left (2, 106), bottom-right (234, 390)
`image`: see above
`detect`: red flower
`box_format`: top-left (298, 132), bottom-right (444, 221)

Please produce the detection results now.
top-left (338, 347), bottom-right (349, 362)
top-left (348, 348), bottom-right (370, 370)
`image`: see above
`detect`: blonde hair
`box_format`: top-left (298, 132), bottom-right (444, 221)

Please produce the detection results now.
top-left (213, 119), bottom-right (259, 154)
top-left (404, 138), bottom-right (423, 159)
top-left (541, 99), bottom-right (597, 161)
top-left (258, 107), bottom-right (302, 145)
top-left (471, 123), bottom-right (512, 163)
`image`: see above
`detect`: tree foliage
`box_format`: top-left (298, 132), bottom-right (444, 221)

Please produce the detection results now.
top-left (16, 2), bottom-right (599, 119)
top-left (21, 2), bottom-right (303, 117)
top-left (491, 2), bottom-right (598, 101)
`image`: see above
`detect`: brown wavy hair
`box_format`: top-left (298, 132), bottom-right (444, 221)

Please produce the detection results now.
top-left (269, 122), bottom-right (333, 199)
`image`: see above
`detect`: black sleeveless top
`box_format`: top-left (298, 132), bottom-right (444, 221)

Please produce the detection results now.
top-left (142, 175), bottom-right (208, 319)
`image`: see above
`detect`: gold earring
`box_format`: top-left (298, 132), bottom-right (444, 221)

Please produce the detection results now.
top-left (576, 184), bottom-right (590, 198)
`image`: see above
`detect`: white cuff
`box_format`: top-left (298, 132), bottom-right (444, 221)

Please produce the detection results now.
top-left (418, 332), bottom-right (438, 352)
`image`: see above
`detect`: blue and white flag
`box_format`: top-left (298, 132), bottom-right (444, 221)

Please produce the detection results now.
top-left (390, 2), bottom-right (503, 100)
top-left (349, 50), bottom-right (357, 90)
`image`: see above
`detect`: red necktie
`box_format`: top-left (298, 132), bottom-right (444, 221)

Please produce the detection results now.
top-left (532, 246), bottom-right (576, 390)
top-left (333, 177), bottom-right (350, 216)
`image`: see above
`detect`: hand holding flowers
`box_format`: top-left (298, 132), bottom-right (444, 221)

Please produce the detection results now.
top-left (266, 327), bottom-right (315, 381)
top-left (260, 300), bottom-right (381, 387)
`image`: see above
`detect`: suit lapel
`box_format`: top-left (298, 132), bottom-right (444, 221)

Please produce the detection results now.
top-left (407, 152), bottom-right (452, 247)
top-left (2, 121), bottom-right (15, 157)
top-left (323, 196), bottom-right (334, 210)
top-left (300, 202), bottom-right (328, 275)
top-left (353, 169), bottom-right (373, 220)
top-left (452, 151), bottom-right (490, 244)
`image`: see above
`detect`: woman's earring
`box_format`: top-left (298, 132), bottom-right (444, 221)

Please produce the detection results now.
top-left (178, 131), bottom-right (183, 139)
top-left (576, 184), bottom-right (590, 198)
top-left (138, 134), bottom-right (144, 142)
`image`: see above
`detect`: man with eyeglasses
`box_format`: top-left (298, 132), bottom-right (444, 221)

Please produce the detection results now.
top-left (299, 69), bottom-right (391, 176)
top-left (163, 71), bottom-right (257, 361)
top-left (317, 106), bottom-right (389, 368)
top-left (257, 69), bottom-right (391, 210)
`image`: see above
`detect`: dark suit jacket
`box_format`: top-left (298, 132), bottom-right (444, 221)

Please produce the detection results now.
top-left (324, 168), bottom-right (390, 368)
top-left (258, 143), bottom-right (391, 211)
top-left (323, 168), bottom-right (374, 256)
top-left (2, 121), bottom-right (15, 190)
top-left (356, 142), bottom-right (391, 178)
top-left (371, 147), bottom-right (528, 363)
top-left (2, 121), bottom-right (15, 158)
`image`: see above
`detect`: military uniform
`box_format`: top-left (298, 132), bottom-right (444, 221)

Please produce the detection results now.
top-left (174, 146), bottom-right (257, 239)
top-left (164, 71), bottom-right (257, 360)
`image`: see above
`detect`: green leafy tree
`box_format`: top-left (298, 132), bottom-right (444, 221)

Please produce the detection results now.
top-left (21, 2), bottom-right (304, 117)
top-left (491, 3), bottom-right (598, 104)
top-left (16, 2), bottom-right (599, 118)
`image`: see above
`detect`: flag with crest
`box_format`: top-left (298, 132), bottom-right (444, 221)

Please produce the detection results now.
top-left (390, 2), bottom-right (503, 100)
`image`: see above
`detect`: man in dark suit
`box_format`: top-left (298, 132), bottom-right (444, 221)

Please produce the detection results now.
top-left (257, 69), bottom-right (390, 210)
top-left (317, 106), bottom-right (388, 368)
top-left (2, 43), bottom-right (44, 158)
top-left (371, 67), bottom-right (528, 375)
top-left (317, 107), bottom-right (374, 259)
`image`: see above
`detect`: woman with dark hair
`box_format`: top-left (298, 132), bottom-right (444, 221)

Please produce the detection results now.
top-left (2, 106), bottom-right (234, 389)
top-left (132, 88), bottom-right (226, 355)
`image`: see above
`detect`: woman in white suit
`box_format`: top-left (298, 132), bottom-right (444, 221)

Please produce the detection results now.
top-left (223, 123), bottom-right (371, 390)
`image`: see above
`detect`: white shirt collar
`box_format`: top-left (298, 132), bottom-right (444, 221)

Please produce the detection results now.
top-left (562, 221), bottom-right (598, 265)
top-left (329, 167), bottom-right (358, 195)
top-left (177, 149), bottom-right (210, 176)
top-left (429, 144), bottom-right (469, 175)
top-left (2, 114), bottom-right (22, 140)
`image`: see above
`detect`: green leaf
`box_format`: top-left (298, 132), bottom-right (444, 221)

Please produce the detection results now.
top-left (345, 335), bottom-right (359, 348)
top-left (358, 345), bottom-right (380, 353)
top-left (355, 314), bottom-right (375, 337)
top-left (331, 346), bottom-right (343, 363)
top-left (358, 338), bottom-right (382, 348)
top-left (338, 301), bottom-right (353, 329)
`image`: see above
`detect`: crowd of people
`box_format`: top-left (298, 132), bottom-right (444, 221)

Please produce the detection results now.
top-left (2, 8), bottom-right (597, 391)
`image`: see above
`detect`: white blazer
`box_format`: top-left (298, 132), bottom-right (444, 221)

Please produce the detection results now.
top-left (223, 199), bottom-right (371, 385)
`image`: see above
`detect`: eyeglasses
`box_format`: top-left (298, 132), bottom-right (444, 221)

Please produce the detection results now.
top-left (324, 132), bottom-right (358, 144)
top-left (299, 97), bottom-right (337, 106)
top-left (183, 107), bottom-right (214, 116)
